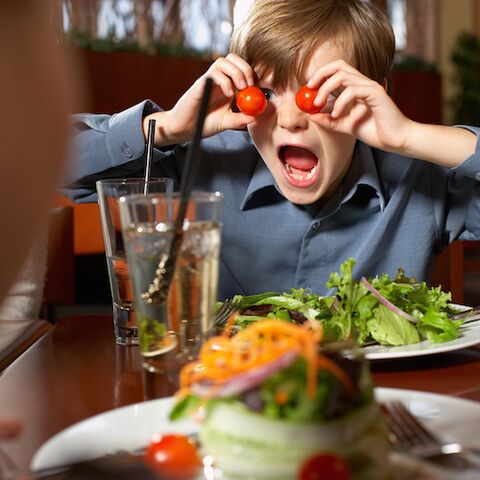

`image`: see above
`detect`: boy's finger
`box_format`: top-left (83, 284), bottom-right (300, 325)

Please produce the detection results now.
top-left (313, 70), bottom-right (370, 108)
top-left (307, 60), bottom-right (365, 89)
top-left (208, 70), bottom-right (237, 98)
top-left (332, 84), bottom-right (381, 118)
top-left (330, 94), bottom-right (355, 119)
top-left (225, 53), bottom-right (256, 86)
top-left (223, 111), bottom-right (256, 130)
top-left (210, 56), bottom-right (250, 91)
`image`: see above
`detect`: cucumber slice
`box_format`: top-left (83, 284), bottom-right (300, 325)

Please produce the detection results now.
top-left (200, 401), bottom-right (390, 479)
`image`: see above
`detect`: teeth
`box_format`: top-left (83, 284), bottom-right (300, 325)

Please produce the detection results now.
top-left (306, 165), bottom-right (317, 179)
top-left (285, 164), bottom-right (317, 181)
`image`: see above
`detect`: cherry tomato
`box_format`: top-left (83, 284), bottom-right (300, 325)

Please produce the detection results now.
top-left (235, 86), bottom-right (267, 116)
top-left (145, 434), bottom-right (200, 479)
top-left (298, 453), bottom-right (351, 480)
top-left (295, 86), bottom-right (321, 114)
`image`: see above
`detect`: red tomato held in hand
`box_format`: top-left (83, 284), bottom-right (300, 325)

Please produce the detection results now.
top-left (298, 453), bottom-right (351, 480)
top-left (235, 86), bottom-right (267, 116)
top-left (145, 434), bottom-right (200, 479)
top-left (295, 86), bottom-right (321, 114)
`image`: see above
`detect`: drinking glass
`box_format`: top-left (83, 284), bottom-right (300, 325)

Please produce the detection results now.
top-left (119, 192), bottom-right (222, 373)
top-left (96, 178), bottom-right (174, 345)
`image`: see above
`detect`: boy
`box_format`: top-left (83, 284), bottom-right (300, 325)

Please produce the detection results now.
top-left (66, 0), bottom-right (479, 300)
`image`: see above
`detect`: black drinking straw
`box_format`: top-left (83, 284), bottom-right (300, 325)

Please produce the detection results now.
top-left (143, 118), bottom-right (156, 194)
top-left (177, 77), bottom-right (213, 223)
top-left (143, 77), bottom-right (213, 304)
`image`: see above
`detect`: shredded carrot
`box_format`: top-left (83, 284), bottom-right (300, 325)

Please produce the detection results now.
top-left (179, 319), bottom-right (354, 400)
top-left (274, 390), bottom-right (289, 405)
top-left (184, 321), bottom-right (300, 396)
top-left (223, 312), bottom-right (239, 337)
top-left (180, 320), bottom-right (314, 395)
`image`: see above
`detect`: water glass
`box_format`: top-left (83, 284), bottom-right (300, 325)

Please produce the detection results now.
top-left (119, 192), bottom-right (222, 373)
top-left (96, 178), bottom-right (174, 345)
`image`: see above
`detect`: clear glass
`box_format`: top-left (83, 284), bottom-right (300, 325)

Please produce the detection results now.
top-left (96, 178), bottom-right (174, 345)
top-left (119, 192), bottom-right (222, 373)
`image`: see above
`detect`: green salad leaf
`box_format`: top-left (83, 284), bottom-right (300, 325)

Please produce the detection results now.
top-left (367, 305), bottom-right (420, 345)
top-left (227, 258), bottom-right (460, 346)
top-left (169, 393), bottom-right (201, 421)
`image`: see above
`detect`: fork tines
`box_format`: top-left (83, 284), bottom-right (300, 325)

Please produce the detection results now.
top-left (215, 299), bottom-right (240, 327)
top-left (381, 400), bottom-right (438, 453)
top-left (381, 400), bottom-right (480, 471)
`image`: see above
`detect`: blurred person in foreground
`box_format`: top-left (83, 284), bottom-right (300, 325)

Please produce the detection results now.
top-left (0, 0), bottom-right (77, 458)
top-left (65, 0), bottom-right (479, 300)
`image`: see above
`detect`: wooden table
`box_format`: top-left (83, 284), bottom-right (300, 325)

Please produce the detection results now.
top-left (0, 319), bottom-right (51, 372)
top-left (0, 314), bottom-right (479, 475)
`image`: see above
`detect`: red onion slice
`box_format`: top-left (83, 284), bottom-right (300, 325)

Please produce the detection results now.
top-left (360, 276), bottom-right (416, 323)
top-left (191, 350), bottom-right (298, 398)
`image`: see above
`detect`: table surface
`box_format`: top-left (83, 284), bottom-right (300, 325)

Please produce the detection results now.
top-left (0, 319), bottom-right (51, 372)
top-left (0, 314), bottom-right (480, 474)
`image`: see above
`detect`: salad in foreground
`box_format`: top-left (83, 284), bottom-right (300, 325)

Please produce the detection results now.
top-left (222, 258), bottom-right (463, 347)
top-left (170, 319), bottom-right (390, 479)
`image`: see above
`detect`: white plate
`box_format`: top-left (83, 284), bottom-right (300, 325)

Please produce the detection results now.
top-left (31, 388), bottom-right (480, 479)
top-left (364, 306), bottom-right (480, 360)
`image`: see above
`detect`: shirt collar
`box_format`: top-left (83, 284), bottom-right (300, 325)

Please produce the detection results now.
top-left (340, 142), bottom-right (386, 211)
top-left (240, 141), bottom-right (385, 211)
top-left (240, 157), bottom-right (281, 210)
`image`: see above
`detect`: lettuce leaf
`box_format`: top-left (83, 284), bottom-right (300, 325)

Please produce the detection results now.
top-left (367, 305), bottom-right (420, 345)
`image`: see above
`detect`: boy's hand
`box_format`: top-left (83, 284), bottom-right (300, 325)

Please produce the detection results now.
top-left (145, 54), bottom-right (258, 146)
top-left (306, 60), bottom-right (413, 153)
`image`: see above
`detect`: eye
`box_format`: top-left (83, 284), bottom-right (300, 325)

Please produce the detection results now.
top-left (260, 88), bottom-right (275, 101)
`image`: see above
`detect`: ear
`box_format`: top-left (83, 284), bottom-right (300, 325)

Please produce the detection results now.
top-left (382, 78), bottom-right (392, 96)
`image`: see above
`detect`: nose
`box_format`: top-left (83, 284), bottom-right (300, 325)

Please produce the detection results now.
top-left (276, 92), bottom-right (308, 131)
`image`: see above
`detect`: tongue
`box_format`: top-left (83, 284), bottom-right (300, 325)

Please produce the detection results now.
top-left (283, 146), bottom-right (318, 171)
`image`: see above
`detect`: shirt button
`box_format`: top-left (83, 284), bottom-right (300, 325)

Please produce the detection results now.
top-left (476, 172), bottom-right (480, 181)
top-left (123, 147), bottom-right (133, 158)
top-left (312, 222), bottom-right (321, 230)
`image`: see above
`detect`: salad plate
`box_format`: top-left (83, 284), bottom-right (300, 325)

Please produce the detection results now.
top-left (227, 294), bottom-right (480, 361)
top-left (222, 257), bottom-right (480, 364)
top-left (31, 388), bottom-right (480, 479)
top-left (364, 310), bottom-right (480, 360)
top-left (355, 300), bottom-right (480, 361)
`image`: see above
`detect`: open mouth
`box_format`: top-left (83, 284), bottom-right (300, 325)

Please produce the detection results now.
top-left (278, 145), bottom-right (320, 188)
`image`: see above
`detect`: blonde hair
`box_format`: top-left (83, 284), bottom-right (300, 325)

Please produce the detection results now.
top-left (230, 0), bottom-right (395, 90)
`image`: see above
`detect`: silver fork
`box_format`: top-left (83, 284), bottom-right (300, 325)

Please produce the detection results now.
top-left (449, 306), bottom-right (480, 324)
top-left (215, 298), bottom-right (241, 327)
top-left (382, 400), bottom-right (480, 469)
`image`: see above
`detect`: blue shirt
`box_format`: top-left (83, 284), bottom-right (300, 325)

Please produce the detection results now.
top-left (66, 100), bottom-right (480, 299)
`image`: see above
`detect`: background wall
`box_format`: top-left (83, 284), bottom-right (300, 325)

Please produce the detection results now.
top-left (439, 0), bottom-right (476, 123)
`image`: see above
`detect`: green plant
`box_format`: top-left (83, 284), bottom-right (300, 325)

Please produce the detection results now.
top-left (394, 54), bottom-right (438, 73)
top-left (450, 32), bottom-right (480, 125)
top-left (67, 30), bottom-right (209, 59)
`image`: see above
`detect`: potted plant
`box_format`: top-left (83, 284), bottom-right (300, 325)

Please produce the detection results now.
top-left (450, 32), bottom-right (480, 125)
